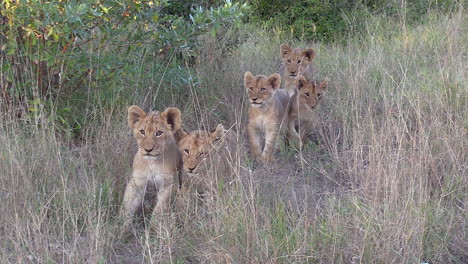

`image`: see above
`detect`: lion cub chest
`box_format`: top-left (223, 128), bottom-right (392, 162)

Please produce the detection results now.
top-left (249, 111), bottom-right (272, 133)
top-left (248, 91), bottom-right (289, 128)
top-left (133, 156), bottom-right (176, 186)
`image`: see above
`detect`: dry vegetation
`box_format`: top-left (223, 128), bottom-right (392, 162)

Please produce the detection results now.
top-left (1, 10), bottom-right (466, 264)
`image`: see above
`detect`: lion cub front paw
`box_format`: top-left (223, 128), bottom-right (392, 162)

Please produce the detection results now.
top-left (250, 148), bottom-right (262, 161)
top-left (261, 152), bottom-right (273, 163)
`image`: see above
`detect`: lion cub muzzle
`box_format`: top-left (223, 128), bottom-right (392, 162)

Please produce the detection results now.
top-left (289, 69), bottom-right (299, 77)
top-left (249, 97), bottom-right (264, 107)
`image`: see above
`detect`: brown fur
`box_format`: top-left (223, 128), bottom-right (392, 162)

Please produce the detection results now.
top-left (288, 76), bottom-right (328, 147)
top-left (178, 124), bottom-right (238, 195)
top-left (121, 105), bottom-right (182, 230)
top-left (244, 71), bottom-right (290, 163)
top-left (280, 43), bottom-right (316, 96)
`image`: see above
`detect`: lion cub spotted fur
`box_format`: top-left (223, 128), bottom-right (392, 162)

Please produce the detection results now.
top-left (178, 124), bottom-right (238, 195)
top-left (244, 72), bottom-right (290, 162)
top-left (280, 43), bottom-right (316, 96)
top-left (121, 105), bottom-right (182, 230)
top-left (288, 76), bottom-right (328, 147)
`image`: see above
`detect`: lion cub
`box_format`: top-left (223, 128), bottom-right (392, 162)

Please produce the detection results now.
top-left (122, 105), bottom-right (182, 229)
top-left (178, 124), bottom-right (238, 195)
top-left (244, 72), bottom-right (290, 162)
top-left (280, 43), bottom-right (316, 96)
top-left (288, 75), bottom-right (328, 147)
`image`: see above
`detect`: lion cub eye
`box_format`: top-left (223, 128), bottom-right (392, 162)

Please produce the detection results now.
top-left (198, 152), bottom-right (204, 157)
top-left (260, 88), bottom-right (266, 92)
top-left (139, 130), bottom-right (145, 136)
top-left (304, 92), bottom-right (310, 97)
top-left (317, 93), bottom-right (322, 99)
top-left (155, 131), bottom-right (163, 137)
top-left (297, 60), bottom-right (302, 64)
top-left (184, 149), bottom-right (189, 155)
top-left (287, 59), bottom-right (291, 64)
top-left (249, 87), bottom-right (253, 91)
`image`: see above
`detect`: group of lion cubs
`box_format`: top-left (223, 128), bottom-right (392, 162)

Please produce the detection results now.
top-left (121, 44), bottom-right (328, 230)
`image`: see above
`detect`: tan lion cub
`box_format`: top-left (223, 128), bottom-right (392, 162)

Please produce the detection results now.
top-left (280, 43), bottom-right (316, 96)
top-left (244, 72), bottom-right (289, 163)
top-left (178, 124), bottom-right (238, 195)
top-left (122, 105), bottom-right (182, 229)
top-left (288, 75), bottom-right (328, 147)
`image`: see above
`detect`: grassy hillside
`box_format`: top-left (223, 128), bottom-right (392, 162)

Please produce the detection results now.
top-left (0, 8), bottom-right (466, 264)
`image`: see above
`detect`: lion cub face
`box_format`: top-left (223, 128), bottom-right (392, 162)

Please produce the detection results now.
top-left (295, 76), bottom-right (328, 111)
top-left (128, 105), bottom-right (181, 159)
top-left (178, 124), bottom-right (224, 174)
top-left (244, 72), bottom-right (281, 108)
top-left (280, 44), bottom-right (315, 78)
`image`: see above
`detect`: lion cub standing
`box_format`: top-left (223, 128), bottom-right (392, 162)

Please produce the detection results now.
top-left (178, 124), bottom-right (238, 196)
top-left (280, 43), bottom-right (316, 96)
top-left (288, 75), bottom-right (328, 147)
top-left (244, 72), bottom-right (290, 162)
top-left (122, 105), bottom-right (182, 229)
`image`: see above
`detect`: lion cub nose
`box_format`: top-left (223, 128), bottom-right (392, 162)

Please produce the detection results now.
top-left (252, 97), bottom-right (258, 101)
top-left (188, 167), bottom-right (196, 172)
top-left (144, 147), bottom-right (154, 153)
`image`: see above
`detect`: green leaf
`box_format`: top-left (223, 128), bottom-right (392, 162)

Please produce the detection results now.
top-left (99, 4), bottom-right (109, 14)
top-left (77, 3), bottom-right (87, 15)
top-left (92, 10), bottom-right (103, 17)
top-left (53, 32), bottom-right (59, 42)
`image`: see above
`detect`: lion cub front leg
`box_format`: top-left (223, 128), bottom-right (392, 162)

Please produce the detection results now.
top-left (262, 122), bottom-right (279, 163)
top-left (152, 181), bottom-right (173, 216)
top-left (288, 118), bottom-right (303, 149)
top-left (121, 176), bottom-right (147, 229)
top-left (247, 122), bottom-right (262, 160)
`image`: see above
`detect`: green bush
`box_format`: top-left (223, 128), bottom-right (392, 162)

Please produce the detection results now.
top-left (0, 0), bottom-right (247, 137)
top-left (247, 0), bottom-right (463, 41)
top-left (162, 0), bottom-right (225, 17)
top-left (248, 0), bottom-right (354, 41)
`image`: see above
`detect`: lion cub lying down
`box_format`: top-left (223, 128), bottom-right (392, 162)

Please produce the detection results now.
top-left (121, 105), bottom-right (182, 229)
top-left (178, 124), bottom-right (238, 195)
top-left (288, 75), bottom-right (328, 147)
top-left (280, 43), bottom-right (316, 97)
top-left (244, 71), bottom-right (290, 162)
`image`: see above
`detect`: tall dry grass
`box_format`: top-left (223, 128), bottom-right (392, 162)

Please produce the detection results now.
top-left (1, 10), bottom-right (466, 263)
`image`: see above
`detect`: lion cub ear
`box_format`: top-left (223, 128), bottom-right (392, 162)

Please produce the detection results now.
top-left (244, 71), bottom-right (254, 88)
top-left (295, 75), bottom-right (308, 90)
top-left (280, 44), bottom-right (291, 59)
top-left (128, 105), bottom-right (146, 129)
top-left (317, 79), bottom-right (328, 99)
top-left (319, 79), bottom-right (328, 90)
top-left (161, 107), bottom-right (182, 132)
top-left (178, 128), bottom-right (188, 139)
top-left (302, 48), bottom-right (316, 62)
top-left (210, 124), bottom-right (225, 143)
top-left (174, 128), bottom-right (188, 143)
top-left (267, 73), bottom-right (281, 90)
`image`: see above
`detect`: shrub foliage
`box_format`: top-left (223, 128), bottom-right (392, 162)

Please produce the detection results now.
top-left (1, 0), bottom-right (246, 135)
